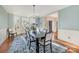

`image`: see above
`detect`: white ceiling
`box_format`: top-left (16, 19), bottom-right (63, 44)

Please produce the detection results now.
top-left (2, 5), bottom-right (70, 17)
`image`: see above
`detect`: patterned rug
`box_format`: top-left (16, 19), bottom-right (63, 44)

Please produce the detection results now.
top-left (8, 35), bottom-right (67, 53)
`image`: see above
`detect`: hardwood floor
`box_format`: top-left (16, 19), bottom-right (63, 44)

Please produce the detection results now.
top-left (0, 36), bottom-right (13, 53)
top-left (54, 39), bottom-right (79, 52)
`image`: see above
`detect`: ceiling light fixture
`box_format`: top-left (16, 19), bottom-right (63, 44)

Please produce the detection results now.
top-left (32, 5), bottom-right (36, 24)
top-left (33, 5), bottom-right (35, 18)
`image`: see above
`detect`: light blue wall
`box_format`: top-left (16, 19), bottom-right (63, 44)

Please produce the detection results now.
top-left (59, 6), bottom-right (79, 30)
top-left (0, 6), bottom-right (8, 45)
top-left (0, 6), bottom-right (8, 29)
top-left (8, 14), bottom-right (14, 28)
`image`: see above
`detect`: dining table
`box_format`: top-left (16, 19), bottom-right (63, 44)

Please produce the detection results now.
top-left (30, 29), bottom-right (46, 53)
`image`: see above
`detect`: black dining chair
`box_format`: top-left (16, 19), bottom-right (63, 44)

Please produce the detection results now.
top-left (28, 31), bottom-right (36, 51)
top-left (39, 32), bottom-right (53, 53)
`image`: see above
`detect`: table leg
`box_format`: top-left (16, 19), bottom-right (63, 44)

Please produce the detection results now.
top-left (36, 38), bottom-right (39, 53)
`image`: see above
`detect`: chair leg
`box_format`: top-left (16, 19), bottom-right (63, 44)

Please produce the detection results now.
top-left (29, 41), bottom-right (31, 50)
top-left (43, 45), bottom-right (45, 53)
top-left (50, 41), bottom-right (52, 53)
top-left (44, 38), bottom-right (46, 53)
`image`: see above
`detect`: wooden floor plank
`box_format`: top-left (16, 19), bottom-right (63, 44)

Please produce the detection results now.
top-left (0, 36), bottom-right (13, 53)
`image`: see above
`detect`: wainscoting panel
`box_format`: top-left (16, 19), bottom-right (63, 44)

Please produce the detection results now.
top-left (0, 28), bottom-right (7, 45)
